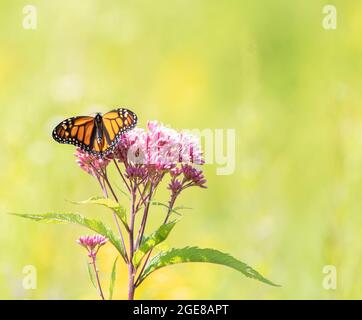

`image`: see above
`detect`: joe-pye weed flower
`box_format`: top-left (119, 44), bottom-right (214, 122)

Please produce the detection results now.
top-left (14, 119), bottom-right (277, 300)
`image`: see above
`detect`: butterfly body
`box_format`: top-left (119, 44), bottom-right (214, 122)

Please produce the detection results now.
top-left (52, 108), bottom-right (137, 157)
top-left (94, 113), bottom-right (104, 144)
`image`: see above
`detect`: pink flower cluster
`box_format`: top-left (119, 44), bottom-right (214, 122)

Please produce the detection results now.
top-left (75, 149), bottom-right (110, 178)
top-left (76, 234), bottom-right (108, 258)
top-left (75, 121), bottom-right (206, 190)
top-left (115, 121), bottom-right (203, 168)
top-left (73, 121), bottom-right (207, 299)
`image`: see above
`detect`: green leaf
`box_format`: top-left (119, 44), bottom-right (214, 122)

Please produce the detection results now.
top-left (87, 262), bottom-right (97, 289)
top-left (150, 201), bottom-right (184, 216)
top-left (138, 246), bottom-right (279, 287)
top-left (11, 212), bottom-right (126, 261)
top-left (71, 196), bottom-right (128, 228)
top-left (173, 205), bottom-right (192, 211)
top-left (109, 256), bottom-right (119, 300)
top-left (133, 221), bottom-right (177, 268)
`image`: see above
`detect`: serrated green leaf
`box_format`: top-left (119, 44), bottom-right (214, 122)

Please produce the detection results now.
top-left (109, 256), bottom-right (119, 300)
top-left (71, 196), bottom-right (128, 228)
top-left (138, 246), bottom-right (279, 287)
top-left (133, 221), bottom-right (177, 268)
top-left (11, 212), bottom-right (126, 261)
top-left (87, 262), bottom-right (97, 289)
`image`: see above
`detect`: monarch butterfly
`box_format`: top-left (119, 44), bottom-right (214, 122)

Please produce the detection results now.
top-left (52, 108), bottom-right (137, 157)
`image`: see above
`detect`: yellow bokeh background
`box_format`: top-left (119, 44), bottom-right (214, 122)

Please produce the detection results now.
top-left (1, 0), bottom-right (362, 299)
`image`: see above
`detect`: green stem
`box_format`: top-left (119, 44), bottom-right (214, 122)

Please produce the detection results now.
top-left (128, 186), bottom-right (137, 300)
top-left (135, 186), bottom-right (153, 250)
top-left (97, 176), bottom-right (129, 263)
top-left (134, 192), bottom-right (178, 287)
top-left (91, 255), bottom-right (105, 300)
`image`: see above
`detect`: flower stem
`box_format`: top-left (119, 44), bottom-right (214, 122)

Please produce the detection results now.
top-left (134, 250), bottom-right (152, 287)
top-left (128, 265), bottom-right (135, 300)
top-left (135, 186), bottom-right (153, 250)
top-left (91, 256), bottom-right (105, 300)
top-left (113, 159), bottom-right (131, 192)
top-left (134, 192), bottom-right (178, 287)
top-left (97, 176), bottom-right (129, 263)
top-left (128, 186), bottom-right (137, 300)
top-left (163, 193), bottom-right (178, 224)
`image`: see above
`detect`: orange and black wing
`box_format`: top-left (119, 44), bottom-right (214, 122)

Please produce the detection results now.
top-left (52, 108), bottom-right (138, 157)
top-left (101, 108), bottom-right (138, 152)
top-left (52, 116), bottom-right (96, 153)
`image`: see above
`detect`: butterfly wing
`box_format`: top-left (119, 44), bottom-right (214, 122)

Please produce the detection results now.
top-left (52, 116), bottom-right (96, 153)
top-left (52, 108), bottom-right (138, 157)
top-left (101, 108), bottom-right (138, 153)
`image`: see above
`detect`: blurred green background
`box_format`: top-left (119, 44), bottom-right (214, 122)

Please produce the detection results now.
top-left (1, 0), bottom-right (362, 299)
